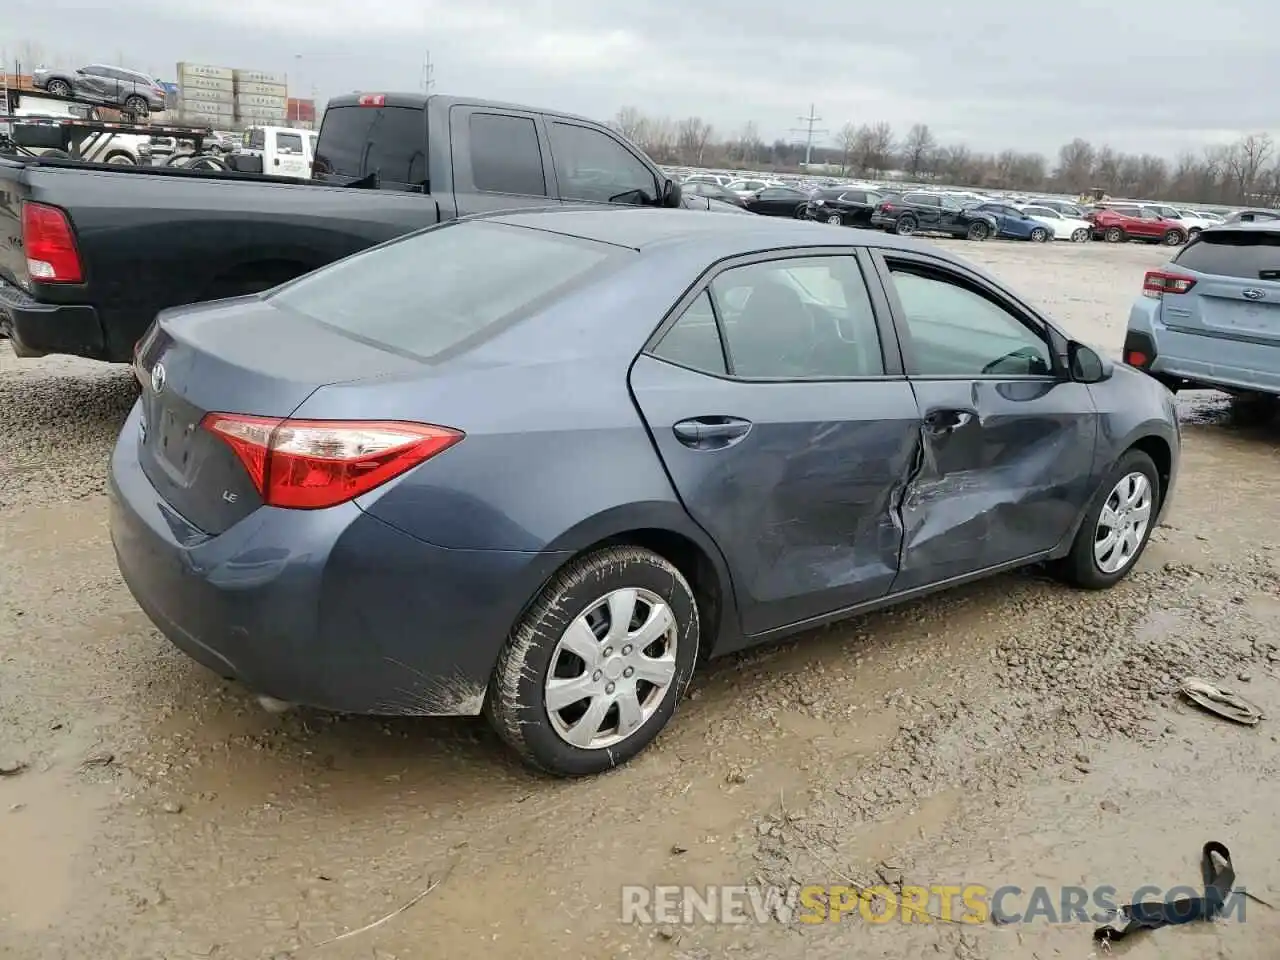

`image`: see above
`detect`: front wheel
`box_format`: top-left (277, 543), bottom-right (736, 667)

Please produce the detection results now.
top-left (826, 213), bottom-right (843, 226)
top-left (1164, 229), bottom-right (1184, 246)
top-left (123, 95), bottom-right (149, 117)
top-left (1052, 449), bottom-right (1160, 589)
top-left (486, 546), bottom-right (700, 776)
top-left (1030, 227), bottom-right (1049, 243)
top-left (966, 221), bottom-right (991, 241)
top-left (1071, 227), bottom-right (1090, 242)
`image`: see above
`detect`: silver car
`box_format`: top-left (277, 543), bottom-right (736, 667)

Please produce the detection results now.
top-left (32, 64), bottom-right (167, 117)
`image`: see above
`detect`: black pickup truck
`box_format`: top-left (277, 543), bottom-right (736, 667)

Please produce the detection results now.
top-left (0, 93), bottom-right (703, 363)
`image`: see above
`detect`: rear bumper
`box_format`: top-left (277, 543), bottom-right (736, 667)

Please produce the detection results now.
top-left (1126, 297), bottom-right (1280, 396)
top-left (0, 276), bottom-right (106, 359)
top-left (108, 404), bottom-right (570, 715)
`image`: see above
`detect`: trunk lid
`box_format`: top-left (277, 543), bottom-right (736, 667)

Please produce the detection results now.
top-left (1163, 228), bottom-right (1280, 345)
top-left (134, 296), bottom-right (426, 535)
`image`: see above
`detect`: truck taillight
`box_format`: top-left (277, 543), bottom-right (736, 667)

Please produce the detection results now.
top-left (21, 201), bottom-right (83, 283)
top-left (358, 94), bottom-right (386, 107)
top-left (1142, 271), bottom-right (1196, 299)
top-left (202, 414), bottom-right (463, 509)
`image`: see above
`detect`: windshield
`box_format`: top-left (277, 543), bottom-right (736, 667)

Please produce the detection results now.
top-left (267, 221), bottom-right (625, 361)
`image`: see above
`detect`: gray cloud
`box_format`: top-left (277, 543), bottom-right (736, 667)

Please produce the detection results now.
top-left (9, 0), bottom-right (1279, 160)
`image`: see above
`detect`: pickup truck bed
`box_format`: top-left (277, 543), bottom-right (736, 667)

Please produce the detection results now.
top-left (0, 159), bottom-right (440, 361)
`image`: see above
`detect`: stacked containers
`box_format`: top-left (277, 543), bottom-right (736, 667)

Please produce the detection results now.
top-left (176, 63), bottom-right (235, 129)
top-left (233, 69), bottom-right (288, 126)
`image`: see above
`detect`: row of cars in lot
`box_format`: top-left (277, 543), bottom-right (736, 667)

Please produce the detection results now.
top-left (679, 171), bottom-right (1235, 247)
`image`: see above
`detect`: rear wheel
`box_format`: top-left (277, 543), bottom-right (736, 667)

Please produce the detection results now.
top-left (1052, 450), bottom-right (1160, 589)
top-left (46, 79), bottom-right (72, 98)
top-left (894, 215), bottom-right (918, 236)
top-left (966, 221), bottom-right (990, 241)
top-left (103, 151), bottom-right (135, 165)
top-left (1104, 226), bottom-right (1126, 243)
top-left (486, 546), bottom-right (700, 776)
top-left (1188, 227), bottom-right (1202, 240)
top-left (1030, 227), bottom-right (1049, 243)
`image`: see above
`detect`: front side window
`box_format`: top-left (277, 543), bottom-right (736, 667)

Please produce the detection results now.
top-left (275, 133), bottom-right (304, 155)
top-left (548, 122), bottom-right (657, 204)
top-left (706, 256), bottom-right (885, 379)
top-left (885, 264), bottom-right (1052, 377)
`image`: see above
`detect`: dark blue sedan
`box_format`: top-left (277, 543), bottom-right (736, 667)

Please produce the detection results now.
top-left (971, 202), bottom-right (1054, 242)
top-left (110, 209), bottom-right (1180, 776)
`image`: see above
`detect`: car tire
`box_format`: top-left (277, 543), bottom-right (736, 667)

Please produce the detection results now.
top-left (966, 221), bottom-right (991, 241)
top-left (1188, 227), bottom-right (1202, 240)
top-left (894, 215), bottom-right (917, 236)
top-left (1052, 449), bottom-right (1161, 590)
top-left (1104, 226), bottom-right (1126, 243)
top-left (1030, 227), bottom-right (1049, 243)
top-left (486, 545), bottom-right (700, 777)
top-left (123, 95), bottom-right (149, 117)
top-left (826, 213), bottom-right (843, 226)
top-left (103, 151), bottom-right (135, 165)
top-left (46, 79), bottom-right (73, 98)
top-left (1164, 229), bottom-right (1184, 246)
top-left (1071, 228), bottom-right (1090, 242)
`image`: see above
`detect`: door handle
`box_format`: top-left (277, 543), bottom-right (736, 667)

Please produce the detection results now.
top-left (923, 409), bottom-right (974, 434)
top-left (672, 416), bottom-right (752, 449)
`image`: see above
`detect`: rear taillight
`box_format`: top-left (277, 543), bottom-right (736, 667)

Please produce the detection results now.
top-left (1142, 271), bottom-right (1196, 299)
top-left (21, 202), bottom-right (83, 283)
top-left (202, 415), bottom-right (463, 510)
top-left (1126, 350), bottom-right (1150, 367)
top-left (880, 202), bottom-right (893, 212)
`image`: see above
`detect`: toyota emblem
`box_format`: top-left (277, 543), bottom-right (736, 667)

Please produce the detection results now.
top-left (151, 362), bottom-right (167, 394)
top-left (1242, 288), bottom-right (1266, 301)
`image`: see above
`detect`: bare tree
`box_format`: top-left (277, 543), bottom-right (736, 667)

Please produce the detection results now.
top-left (901, 123), bottom-right (937, 178)
top-left (1054, 138), bottom-right (1095, 193)
top-left (836, 122), bottom-right (859, 175)
top-left (612, 106), bottom-right (647, 143)
top-left (867, 122), bottom-right (895, 175)
top-left (675, 117), bottom-right (714, 166)
top-left (734, 121), bottom-right (763, 165)
top-left (1225, 133), bottom-right (1273, 202)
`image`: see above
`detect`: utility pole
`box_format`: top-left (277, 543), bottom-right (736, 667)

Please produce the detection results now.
top-left (421, 51), bottom-right (435, 93)
top-left (789, 104), bottom-right (827, 169)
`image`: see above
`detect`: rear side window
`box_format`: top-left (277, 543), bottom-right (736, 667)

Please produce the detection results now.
top-left (653, 292), bottom-right (726, 375)
top-left (313, 105), bottom-right (426, 186)
top-left (267, 222), bottom-right (622, 360)
top-left (1174, 230), bottom-right (1280, 279)
top-left (468, 114), bottom-right (546, 196)
top-left (275, 133), bottom-right (304, 155)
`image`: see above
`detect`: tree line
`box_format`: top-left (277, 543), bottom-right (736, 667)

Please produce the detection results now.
top-left (612, 106), bottom-right (1279, 207)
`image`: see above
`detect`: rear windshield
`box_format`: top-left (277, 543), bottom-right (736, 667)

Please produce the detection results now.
top-left (313, 105), bottom-right (427, 186)
top-left (266, 222), bottom-right (623, 361)
top-left (1174, 229), bottom-right (1280, 279)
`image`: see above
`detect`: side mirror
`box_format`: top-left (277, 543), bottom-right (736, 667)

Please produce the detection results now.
top-left (1069, 341), bottom-right (1112, 383)
top-left (75, 68), bottom-right (86, 75)
top-left (661, 177), bottom-right (682, 208)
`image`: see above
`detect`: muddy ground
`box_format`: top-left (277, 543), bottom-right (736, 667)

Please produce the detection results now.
top-left (2, 239), bottom-right (1279, 959)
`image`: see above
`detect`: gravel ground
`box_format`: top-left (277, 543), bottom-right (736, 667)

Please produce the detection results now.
top-left (2, 238), bottom-right (1279, 959)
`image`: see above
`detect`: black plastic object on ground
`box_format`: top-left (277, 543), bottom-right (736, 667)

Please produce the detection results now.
top-left (1093, 841), bottom-right (1234, 943)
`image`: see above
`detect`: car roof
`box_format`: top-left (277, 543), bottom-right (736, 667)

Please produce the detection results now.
top-left (483, 207), bottom-right (956, 260)
top-left (1203, 220), bottom-right (1280, 234)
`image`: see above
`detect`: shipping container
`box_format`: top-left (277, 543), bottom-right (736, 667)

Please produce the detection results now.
top-left (182, 87), bottom-right (235, 106)
top-left (235, 104), bottom-right (288, 121)
top-left (232, 68), bottom-right (288, 86)
top-left (179, 74), bottom-right (234, 93)
top-left (286, 98), bottom-right (317, 122)
top-left (179, 105), bottom-right (234, 124)
top-left (235, 93), bottom-right (287, 109)
top-left (233, 80), bottom-right (288, 98)
top-left (177, 62), bottom-right (233, 81)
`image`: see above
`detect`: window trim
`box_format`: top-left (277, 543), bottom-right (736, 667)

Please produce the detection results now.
top-left (868, 249), bottom-right (1067, 381)
top-left (542, 118), bottom-right (660, 205)
top-left (642, 246), bottom-right (905, 383)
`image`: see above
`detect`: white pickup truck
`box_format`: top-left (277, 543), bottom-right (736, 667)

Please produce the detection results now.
top-left (228, 125), bottom-right (319, 179)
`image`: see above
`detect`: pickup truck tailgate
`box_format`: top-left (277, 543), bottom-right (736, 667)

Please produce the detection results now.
top-left (0, 163), bottom-right (31, 288)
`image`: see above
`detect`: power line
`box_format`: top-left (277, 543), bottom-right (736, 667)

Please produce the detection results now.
top-left (789, 104), bottom-right (828, 168)
top-left (421, 51), bottom-right (435, 93)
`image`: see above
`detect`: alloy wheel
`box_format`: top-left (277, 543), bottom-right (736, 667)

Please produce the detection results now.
top-left (544, 587), bottom-right (678, 750)
top-left (1093, 472), bottom-right (1153, 574)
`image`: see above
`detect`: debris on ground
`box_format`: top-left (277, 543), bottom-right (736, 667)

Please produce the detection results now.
top-left (1179, 677), bottom-right (1263, 725)
top-left (1094, 841), bottom-right (1236, 943)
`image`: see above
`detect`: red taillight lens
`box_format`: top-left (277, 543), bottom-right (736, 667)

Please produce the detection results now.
top-left (1142, 271), bottom-right (1196, 299)
top-left (880, 203), bottom-right (893, 212)
top-left (202, 415), bottom-right (463, 510)
top-left (358, 94), bottom-right (386, 107)
top-left (1126, 350), bottom-right (1150, 367)
top-left (21, 201), bottom-right (83, 283)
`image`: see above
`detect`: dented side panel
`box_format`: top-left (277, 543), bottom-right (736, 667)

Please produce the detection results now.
top-left (891, 377), bottom-right (1098, 592)
top-left (629, 355), bottom-right (920, 636)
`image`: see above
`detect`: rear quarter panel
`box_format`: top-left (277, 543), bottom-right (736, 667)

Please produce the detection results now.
top-left (16, 165), bottom-right (442, 358)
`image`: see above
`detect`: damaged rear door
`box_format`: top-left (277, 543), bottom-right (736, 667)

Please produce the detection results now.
top-left (630, 251), bottom-right (920, 638)
top-left (872, 251), bottom-right (1098, 592)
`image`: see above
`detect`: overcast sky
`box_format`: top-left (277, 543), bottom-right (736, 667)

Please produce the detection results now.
top-left (9, 0), bottom-right (1278, 160)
